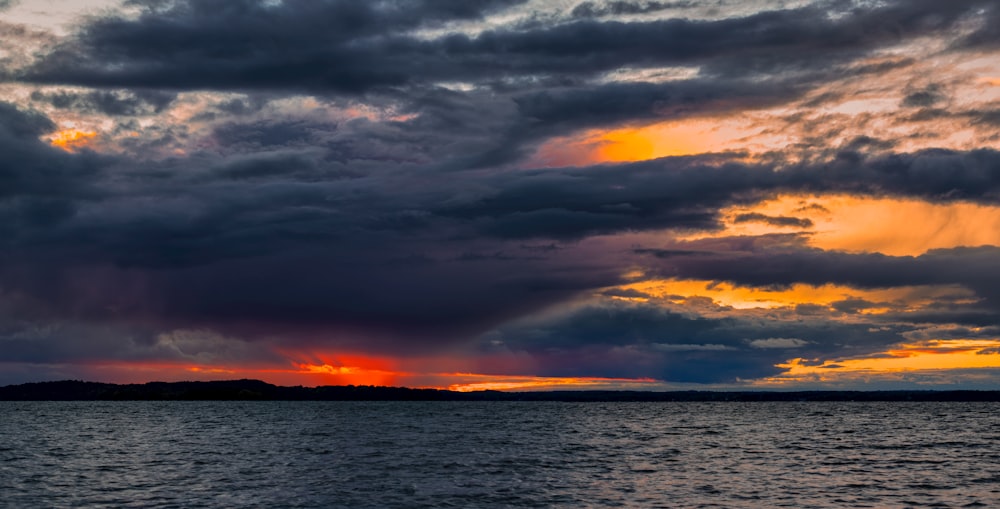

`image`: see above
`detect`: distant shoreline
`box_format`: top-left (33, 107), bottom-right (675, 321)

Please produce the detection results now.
top-left (2, 379), bottom-right (1000, 401)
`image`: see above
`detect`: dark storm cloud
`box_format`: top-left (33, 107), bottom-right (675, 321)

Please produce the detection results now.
top-left (0, 98), bottom-right (614, 343)
top-left (0, 103), bottom-right (101, 212)
top-left (487, 299), bottom-right (906, 382)
top-left (766, 148), bottom-right (1000, 204)
top-left (18, 0), bottom-right (992, 95)
top-left (211, 119), bottom-right (336, 150)
top-left (0, 242), bottom-right (624, 352)
top-left (207, 151), bottom-right (342, 181)
top-left (431, 157), bottom-right (752, 239)
top-left (20, 0), bottom-right (530, 93)
top-left (0, 312), bottom-right (283, 378)
top-left (434, 147), bottom-right (1000, 239)
top-left (6, 92), bottom-right (1000, 254)
top-left (1, 96), bottom-right (999, 378)
top-left (640, 239), bottom-right (999, 289)
top-left (0, 101), bottom-right (53, 138)
top-left (3, 140), bottom-right (999, 355)
top-left (15, 0), bottom-right (995, 177)
top-left (8, 114), bottom-right (1000, 272)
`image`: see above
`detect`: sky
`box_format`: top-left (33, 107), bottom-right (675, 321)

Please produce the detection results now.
top-left (1, 0), bottom-right (1000, 391)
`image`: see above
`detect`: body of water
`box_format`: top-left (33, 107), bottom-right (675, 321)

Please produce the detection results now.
top-left (1, 401), bottom-right (998, 507)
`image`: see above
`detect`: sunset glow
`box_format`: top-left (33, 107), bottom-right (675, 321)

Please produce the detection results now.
top-left (59, 357), bottom-right (664, 392)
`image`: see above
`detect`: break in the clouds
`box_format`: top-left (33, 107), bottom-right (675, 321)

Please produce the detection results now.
top-left (1, 0), bottom-right (1000, 389)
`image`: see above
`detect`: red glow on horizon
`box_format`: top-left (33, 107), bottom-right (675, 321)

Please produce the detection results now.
top-left (63, 354), bottom-right (664, 392)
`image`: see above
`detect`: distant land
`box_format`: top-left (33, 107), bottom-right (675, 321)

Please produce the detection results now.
top-left (2, 380), bottom-right (1000, 401)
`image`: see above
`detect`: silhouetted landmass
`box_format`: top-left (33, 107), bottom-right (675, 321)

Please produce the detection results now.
top-left (1, 379), bottom-right (1000, 401)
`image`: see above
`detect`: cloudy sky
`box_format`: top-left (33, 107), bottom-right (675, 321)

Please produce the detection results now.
top-left (2, 0), bottom-right (1000, 390)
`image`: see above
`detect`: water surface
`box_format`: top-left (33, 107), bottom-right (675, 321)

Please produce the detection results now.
top-left (1, 401), bottom-right (998, 507)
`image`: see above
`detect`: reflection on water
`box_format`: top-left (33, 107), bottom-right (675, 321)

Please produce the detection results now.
top-left (1, 401), bottom-right (998, 507)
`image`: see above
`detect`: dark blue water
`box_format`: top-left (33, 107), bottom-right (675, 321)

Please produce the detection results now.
top-left (1, 401), bottom-right (998, 508)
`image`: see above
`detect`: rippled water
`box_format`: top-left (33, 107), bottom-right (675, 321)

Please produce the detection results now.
top-left (1, 401), bottom-right (998, 508)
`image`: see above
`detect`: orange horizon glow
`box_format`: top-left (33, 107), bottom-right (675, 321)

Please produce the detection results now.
top-left (64, 357), bottom-right (662, 392)
top-left (443, 374), bottom-right (660, 392)
top-left (19, 336), bottom-right (1000, 390)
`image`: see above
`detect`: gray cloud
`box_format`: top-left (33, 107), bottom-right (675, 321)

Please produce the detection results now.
top-left (748, 337), bottom-right (809, 349)
top-left (732, 213), bottom-right (813, 228)
top-left (901, 84), bottom-right (947, 108)
top-left (30, 89), bottom-right (176, 116)
top-left (570, 1), bottom-right (695, 18)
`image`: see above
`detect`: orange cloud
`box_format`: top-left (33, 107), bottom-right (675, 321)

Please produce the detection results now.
top-left (614, 278), bottom-right (974, 312)
top-left (702, 194), bottom-right (1000, 256)
top-left (48, 129), bottom-right (97, 152)
top-left (532, 117), bottom-right (779, 166)
top-left (758, 339), bottom-right (1000, 386)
